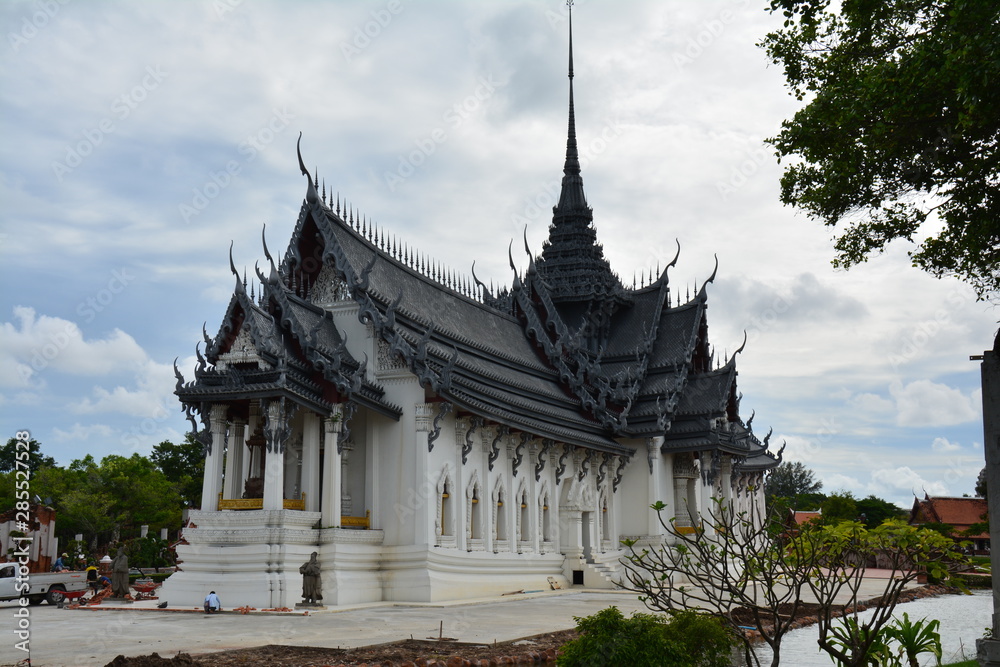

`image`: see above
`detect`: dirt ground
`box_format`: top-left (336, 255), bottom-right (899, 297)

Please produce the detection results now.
top-left (103, 629), bottom-right (573, 666)
top-left (100, 585), bottom-right (958, 667)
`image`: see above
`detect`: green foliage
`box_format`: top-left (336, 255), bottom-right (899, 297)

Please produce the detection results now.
top-left (885, 613), bottom-right (942, 667)
top-left (151, 436), bottom-right (204, 507)
top-left (826, 615), bottom-right (894, 666)
top-left (556, 606), bottom-right (734, 667)
top-left (976, 467), bottom-right (987, 497)
top-left (856, 495), bottom-right (905, 528)
top-left (821, 491), bottom-right (859, 524)
top-left (762, 0), bottom-right (1000, 299)
top-left (765, 461), bottom-right (823, 510)
top-left (0, 437), bottom-right (56, 474)
top-left (799, 519), bottom-right (970, 666)
top-left (122, 536), bottom-right (175, 570)
top-left (7, 452), bottom-right (183, 549)
top-left (825, 613), bottom-right (942, 667)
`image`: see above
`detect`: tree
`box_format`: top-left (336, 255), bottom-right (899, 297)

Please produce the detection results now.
top-left (765, 461), bottom-right (823, 509)
top-left (822, 491), bottom-right (860, 523)
top-left (621, 500), bottom-right (970, 667)
top-left (0, 437), bottom-right (56, 475)
top-left (805, 520), bottom-right (968, 666)
top-left (762, 0), bottom-right (1000, 299)
top-left (151, 435), bottom-right (204, 507)
top-left (621, 498), bottom-right (824, 667)
top-left (977, 466), bottom-right (987, 497)
top-left (855, 494), bottom-right (905, 528)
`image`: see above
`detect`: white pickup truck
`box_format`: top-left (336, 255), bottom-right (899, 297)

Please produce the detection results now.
top-left (0, 563), bottom-right (89, 605)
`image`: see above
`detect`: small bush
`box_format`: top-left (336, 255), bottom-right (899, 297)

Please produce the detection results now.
top-left (557, 606), bottom-right (735, 667)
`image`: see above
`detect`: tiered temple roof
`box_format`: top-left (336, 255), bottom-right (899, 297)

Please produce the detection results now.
top-left (174, 6), bottom-right (780, 471)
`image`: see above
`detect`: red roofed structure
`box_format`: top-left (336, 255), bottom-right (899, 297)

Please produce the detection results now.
top-left (908, 495), bottom-right (989, 555)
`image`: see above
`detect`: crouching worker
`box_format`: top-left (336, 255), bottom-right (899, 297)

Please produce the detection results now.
top-left (204, 590), bottom-right (221, 614)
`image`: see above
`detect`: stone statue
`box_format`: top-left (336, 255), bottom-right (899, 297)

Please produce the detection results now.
top-left (111, 548), bottom-right (129, 598)
top-left (299, 551), bottom-right (322, 604)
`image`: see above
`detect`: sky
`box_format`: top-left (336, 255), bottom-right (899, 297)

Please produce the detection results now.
top-left (0, 0), bottom-right (994, 510)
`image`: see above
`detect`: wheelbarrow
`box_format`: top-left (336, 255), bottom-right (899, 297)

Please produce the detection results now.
top-left (132, 578), bottom-right (160, 600)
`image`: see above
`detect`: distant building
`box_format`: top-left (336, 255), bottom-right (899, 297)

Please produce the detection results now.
top-left (0, 504), bottom-right (58, 573)
top-left (161, 9), bottom-right (780, 609)
top-left (909, 495), bottom-right (989, 554)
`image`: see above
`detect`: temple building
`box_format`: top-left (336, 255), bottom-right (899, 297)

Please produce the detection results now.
top-left (162, 10), bottom-right (780, 608)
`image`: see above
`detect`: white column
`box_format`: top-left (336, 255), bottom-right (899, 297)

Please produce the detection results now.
top-left (263, 400), bottom-right (286, 511)
top-left (321, 406), bottom-right (343, 527)
top-left (672, 453), bottom-right (695, 528)
top-left (200, 404), bottom-right (228, 511)
top-left (301, 413), bottom-right (321, 513)
top-left (243, 405), bottom-right (258, 486)
top-left (527, 441), bottom-right (539, 553)
top-left (414, 403), bottom-right (435, 547)
top-left (646, 437), bottom-right (664, 536)
top-left (455, 418), bottom-right (469, 551)
top-left (224, 419), bottom-right (246, 500)
top-left (721, 455), bottom-right (733, 508)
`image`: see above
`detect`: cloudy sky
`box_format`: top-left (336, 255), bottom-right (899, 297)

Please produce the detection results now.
top-left (0, 0), bottom-right (993, 509)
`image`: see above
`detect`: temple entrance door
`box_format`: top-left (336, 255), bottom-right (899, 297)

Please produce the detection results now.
top-left (581, 511), bottom-right (593, 563)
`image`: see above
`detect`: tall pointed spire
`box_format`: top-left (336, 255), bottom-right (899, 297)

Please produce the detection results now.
top-left (556, 0), bottom-right (587, 214)
top-left (535, 1), bottom-right (627, 307)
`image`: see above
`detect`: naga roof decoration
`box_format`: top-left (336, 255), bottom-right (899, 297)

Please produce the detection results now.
top-left (174, 3), bottom-right (780, 470)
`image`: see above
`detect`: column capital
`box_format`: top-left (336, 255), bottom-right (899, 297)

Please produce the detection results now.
top-left (415, 403), bottom-right (435, 432)
top-left (326, 404), bottom-right (344, 434)
top-left (209, 403), bottom-right (230, 422)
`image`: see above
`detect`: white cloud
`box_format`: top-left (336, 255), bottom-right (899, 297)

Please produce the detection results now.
top-left (823, 473), bottom-right (860, 491)
top-left (51, 423), bottom-right (115, 442)
top-left (849, 392), bottom-right (895, 415)
top-left (870, 466), bottom-right (947, 497)
top-left (0, 307), bottom-right (148, 388)
top-left (890, 380), bottom-right (980, 427)
top-left (930, 437), bottom-right (961, 452)
top-left (72, 359), bottom-right (177, 419)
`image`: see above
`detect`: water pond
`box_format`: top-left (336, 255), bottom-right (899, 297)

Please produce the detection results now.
top-left (750, 589), bottom-right (991, 666)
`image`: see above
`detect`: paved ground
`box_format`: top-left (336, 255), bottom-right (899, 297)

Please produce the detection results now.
top-left (0, 574), bottom-right (916, 667)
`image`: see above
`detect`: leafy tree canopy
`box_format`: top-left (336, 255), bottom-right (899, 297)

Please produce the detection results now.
top-left (762, 0), bottom-right (1000, 298)
top-left (766, 461), bottom-right (823, 505)
top-left (151, 435), bottom-right (204, 507)
top-left (856, 494), bottom-right (905, 528)
top-left (821, 491), bottom-right (860, 524)
top-left (0, 437), bottom-right (56, 475)
top-left (976, 467), bottom-right (987, 497)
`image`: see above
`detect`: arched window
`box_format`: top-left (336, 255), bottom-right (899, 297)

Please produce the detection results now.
top-left (435, 467), bottom-right (456, 546)
top-left (441, 481), bottom-right (453, 537)
top-left (601, 495), bottom-right (611, 543)
top-left (540, 491), bottom-right (552, 543)
top-left (494, 486), bottom-right (508, 542)
top-left (519, 489), bottom-right (530, 542)
top-left (468, 482), bottom-right (482, 541)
